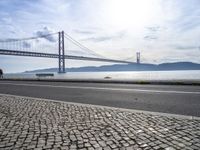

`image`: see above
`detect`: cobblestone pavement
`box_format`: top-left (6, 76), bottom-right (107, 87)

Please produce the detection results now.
top-left (0, 95), bottom-right (200, 150)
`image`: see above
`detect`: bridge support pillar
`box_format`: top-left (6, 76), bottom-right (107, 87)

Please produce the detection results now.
top-left (58, 31), bottom-right (65, 73)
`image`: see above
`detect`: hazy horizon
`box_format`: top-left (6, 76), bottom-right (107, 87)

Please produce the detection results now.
top-left (15, 61), bottom-right (200, 74)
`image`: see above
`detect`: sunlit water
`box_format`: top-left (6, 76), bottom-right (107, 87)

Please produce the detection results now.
top-left (4, 70), bottom-right (200, 81)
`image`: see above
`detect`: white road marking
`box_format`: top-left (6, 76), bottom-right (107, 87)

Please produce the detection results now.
top-left (0, 82), bottom-right (200, 94)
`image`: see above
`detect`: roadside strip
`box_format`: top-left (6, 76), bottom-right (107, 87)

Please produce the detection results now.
top-left (0, 93), bottom-right (200, 120)
top-left (1, 78), bottom-right (200, 86)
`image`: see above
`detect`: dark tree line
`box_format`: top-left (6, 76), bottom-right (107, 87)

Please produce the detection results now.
top-left (0, 69), bottom-right (3, 78)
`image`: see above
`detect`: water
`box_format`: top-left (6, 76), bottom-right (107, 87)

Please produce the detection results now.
top-left (4, 70), bottom-right (200, 81)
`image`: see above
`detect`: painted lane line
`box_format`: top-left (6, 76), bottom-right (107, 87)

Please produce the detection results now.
top-left (0, 82), bottom-right (200, 94)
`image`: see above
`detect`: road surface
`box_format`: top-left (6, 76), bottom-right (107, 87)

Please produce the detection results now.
top-left (0, 80), bottom-right (200, 116)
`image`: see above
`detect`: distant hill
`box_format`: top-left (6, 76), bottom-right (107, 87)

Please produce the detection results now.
top-left (24, 62), bottom-right (200, 73)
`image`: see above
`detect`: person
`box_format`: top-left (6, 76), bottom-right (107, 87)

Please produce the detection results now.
top-left (0, 69), bottom-right (3, 79)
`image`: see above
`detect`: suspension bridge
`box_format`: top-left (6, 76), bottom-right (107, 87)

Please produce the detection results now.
top-left (0, 31), bottom-right (133, 73)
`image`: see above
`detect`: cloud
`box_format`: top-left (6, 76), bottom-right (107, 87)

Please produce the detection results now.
top-left (146, 26), bottom-right (161, 32)
top-left (73, 29), bottom-right (95, 35)
top-left (83, 36), bottom-right (114, 42)
top-left (143, 26), bottom-right (167, 41)
top-left (162, 0), bottom-right (200, 32)
top-left (35, 27), bottom-right (56, 42)
top-left (144, 35), bottom-right (158, 41)
top-left (82, 31), bottom-right (126, 42)
top-left (171, 45), bottom-right (200, 50)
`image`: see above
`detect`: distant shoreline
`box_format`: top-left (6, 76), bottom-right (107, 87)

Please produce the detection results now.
top-left (24, 61), bottom-right (200, 73)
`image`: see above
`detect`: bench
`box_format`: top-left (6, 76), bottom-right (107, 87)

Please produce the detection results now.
top-left (36, 73), bottom-right (54, 77)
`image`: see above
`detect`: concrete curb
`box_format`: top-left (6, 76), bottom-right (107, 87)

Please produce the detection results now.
top-left (0, 93), bottom-right (200, 120)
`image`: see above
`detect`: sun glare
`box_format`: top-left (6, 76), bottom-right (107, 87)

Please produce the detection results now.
top-left (106, 0), bottom-right (155, 29)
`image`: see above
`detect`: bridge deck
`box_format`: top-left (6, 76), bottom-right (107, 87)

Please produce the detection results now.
top-left (0, 49), bottom-right (133, 64)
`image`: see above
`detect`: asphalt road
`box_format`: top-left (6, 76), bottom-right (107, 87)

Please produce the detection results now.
top-left (0, 80), bottom-right (200, 117)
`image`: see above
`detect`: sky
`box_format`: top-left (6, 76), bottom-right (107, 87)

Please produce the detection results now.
top-left (0, 0), bottom-right (200, 73)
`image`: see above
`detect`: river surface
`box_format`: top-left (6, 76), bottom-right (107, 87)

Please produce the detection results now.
top-left (4, 70), bottom-right (200, 81)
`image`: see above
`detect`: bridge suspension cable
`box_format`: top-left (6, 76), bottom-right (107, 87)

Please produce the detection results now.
top-left (0, 32), bottom-right (59, 53)
top-left (0, 32), bottom-right (58, 42)
top-left (64, 33), bottom-right (106, 58)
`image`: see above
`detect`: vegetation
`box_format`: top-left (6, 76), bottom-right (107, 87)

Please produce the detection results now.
top-left (0, 69), bottom-right (3, 78)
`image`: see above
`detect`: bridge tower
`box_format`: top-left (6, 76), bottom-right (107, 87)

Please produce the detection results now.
top-left (136, 52), bottom-right (140, 64)
top-left (58, 31), bottom-right (65, 73)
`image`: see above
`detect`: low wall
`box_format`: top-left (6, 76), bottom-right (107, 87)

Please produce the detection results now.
top-left (1, 78), bottom-right (200, 86)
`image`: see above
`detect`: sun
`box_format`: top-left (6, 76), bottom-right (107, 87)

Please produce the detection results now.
top-left (106, 0), bottom-right (155, 29)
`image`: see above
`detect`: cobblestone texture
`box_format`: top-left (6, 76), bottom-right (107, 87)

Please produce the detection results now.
top-left (0, 95), bottom-right (200, 150)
